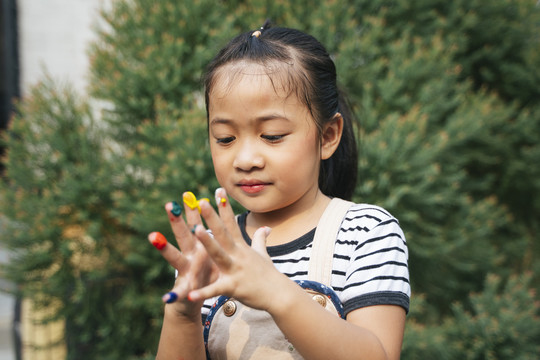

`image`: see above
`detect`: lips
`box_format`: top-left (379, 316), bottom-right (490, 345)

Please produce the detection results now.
top-left (236, 179), bottom-right (271, 194)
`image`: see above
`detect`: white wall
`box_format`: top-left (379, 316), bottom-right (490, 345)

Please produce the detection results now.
top-left (18, 0), bottom-right (112, 96)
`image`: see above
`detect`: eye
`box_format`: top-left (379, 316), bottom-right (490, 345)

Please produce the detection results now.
top-left (215, 136), bottom-right (235, 144)
top-left (261, 134), bottom-right (286, 143)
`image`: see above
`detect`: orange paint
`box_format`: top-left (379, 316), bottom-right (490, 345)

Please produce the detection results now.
top-left (150, 232), bottom-right (167, 250)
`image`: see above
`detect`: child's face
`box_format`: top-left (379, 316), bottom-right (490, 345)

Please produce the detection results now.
top-left (208, 63), bottom-right (322, 215)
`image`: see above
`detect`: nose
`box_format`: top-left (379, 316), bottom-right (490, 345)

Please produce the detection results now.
top-left (233, 139), bottom-right (264, 172)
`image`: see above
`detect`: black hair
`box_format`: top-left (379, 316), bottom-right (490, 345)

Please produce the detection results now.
top-left (203, 22), bottom-right (358, 200)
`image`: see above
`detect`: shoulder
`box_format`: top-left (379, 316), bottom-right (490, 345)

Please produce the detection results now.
top-left (335, 203), bottom-right (410, 314)
top-left (336, 202), bottom-right (407, 254)
top-left (346, 203), bottom-right (395, 220)
top-left (341, 203), bottom-right (401, 233)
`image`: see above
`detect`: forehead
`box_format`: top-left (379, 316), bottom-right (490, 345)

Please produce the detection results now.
top-left (209, 61), bottom-right (296, 101)
top-left (208, 61), bottom-right (317, 131)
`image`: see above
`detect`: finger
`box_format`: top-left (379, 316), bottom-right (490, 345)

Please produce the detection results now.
top-left (215, 188), bottom-right (239, 229)
top-left (165, 202), bottom-right (196, 253)
top-left (251, 226), bottom-right (271, 258)
top-left (188, 279), bottom-right (230, 302)
top-left (183, 191), bottom-right (204, 227)
top-left (148, 231), bottom-right (189, 272)
top-left (193, 223), bottom-right (233, 269)
top-left (214, 188), bottom-right (243, 240)
top-left (199, 199), bottom-right (236, 251)
top-left (149, 231), bottom-right (198, 303)
top-left (162, 280), bottom-right (191, 303)
top-left (161, 291), bottom-right (180, 304)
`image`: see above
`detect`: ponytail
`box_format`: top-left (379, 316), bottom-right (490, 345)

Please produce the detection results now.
top-left (319, 89), bottom-right (358, 200)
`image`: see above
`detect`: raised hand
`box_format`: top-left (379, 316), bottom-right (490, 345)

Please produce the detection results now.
top-left (187, 188), bottom-right (290, 312)
top-left (148, 192), bottom-right (219, 319)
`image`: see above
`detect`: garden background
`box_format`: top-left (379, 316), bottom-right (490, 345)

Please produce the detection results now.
top-left (1, 0), bottom-right (539, 359)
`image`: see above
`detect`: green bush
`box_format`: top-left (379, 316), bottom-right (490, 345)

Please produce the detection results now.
top-left (403, 273), bottom-right (540, 359)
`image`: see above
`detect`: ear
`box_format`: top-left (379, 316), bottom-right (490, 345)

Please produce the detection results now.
top-left (320, 113), bottom-right (343, 160)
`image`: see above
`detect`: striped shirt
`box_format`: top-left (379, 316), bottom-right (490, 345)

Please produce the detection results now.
top-left (202, 203), bottom-right (410, 317)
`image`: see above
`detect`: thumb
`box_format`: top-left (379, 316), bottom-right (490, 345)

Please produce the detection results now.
top-left (251, 226), bottom-right (271, 258)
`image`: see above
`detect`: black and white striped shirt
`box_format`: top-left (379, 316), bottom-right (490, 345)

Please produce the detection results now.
top-left (202, 203), bottom-right (410, 316)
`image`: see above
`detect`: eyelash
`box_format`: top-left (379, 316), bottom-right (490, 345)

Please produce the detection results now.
top-left (215, 137), bottom-right (235, 144)
top-left (262, 135), bottom-right (285, 143)
top-left (215, 135), bottom-right (286, 144)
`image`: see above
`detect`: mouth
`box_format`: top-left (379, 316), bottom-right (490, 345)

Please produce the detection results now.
top-left (236, 180), bottom-right (271, 194)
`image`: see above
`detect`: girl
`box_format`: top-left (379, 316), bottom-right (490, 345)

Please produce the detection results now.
top-left (149, 24), bottom-right (410, 360)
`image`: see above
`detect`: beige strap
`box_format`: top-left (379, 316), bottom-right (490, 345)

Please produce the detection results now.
top-left (308, 198), bottom-right (353, 286)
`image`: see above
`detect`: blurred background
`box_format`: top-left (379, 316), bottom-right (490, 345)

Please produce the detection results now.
top-left (2, 1), bottom-right (112, 359)
top-left (1, 0), bottom-right (539, 359)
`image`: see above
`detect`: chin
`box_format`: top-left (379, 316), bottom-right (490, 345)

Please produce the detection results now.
top-left (235, 198), bottom-right (281, 214)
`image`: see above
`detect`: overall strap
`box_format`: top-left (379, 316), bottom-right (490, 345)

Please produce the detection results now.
top-left (308, 198), bottom-right (354, 286)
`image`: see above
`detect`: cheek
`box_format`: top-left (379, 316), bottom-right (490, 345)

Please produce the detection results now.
top-left (210, 148), bottom-right (229, 180)
top-left (286, 135), bottom-right (320, 162)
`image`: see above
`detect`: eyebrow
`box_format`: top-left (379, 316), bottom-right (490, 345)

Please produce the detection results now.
top-left (209, 118), bottom-right (233, 126)
top-left (209, 114), bottom-right (291, 126)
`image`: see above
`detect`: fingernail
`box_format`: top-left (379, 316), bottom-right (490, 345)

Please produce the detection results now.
top-left (162, 292), bottom-right (178, 304)
top-left (149, 232), bottom-right (167, 250)
top-left (183, 191), bottom-right (208, 213)
top-left (198, 198), bottom-right (210, 212)
top-left (183, 192), bottom-right (198, 210)
top-left (171, 201), bottom-right (182, 216)
top-left (215, 188), bottom-right (227, 207)
top-left (190, 225), bottom-right (197, 234)
top-left (263, 226), bottom-right (272, 236)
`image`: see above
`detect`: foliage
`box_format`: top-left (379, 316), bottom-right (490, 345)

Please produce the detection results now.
top-left (1, 0), bottom-right (539, 358)
top-left (445, 273), bottom-right (540, 359)
top-left (403, 273), bottom-right (540, 359)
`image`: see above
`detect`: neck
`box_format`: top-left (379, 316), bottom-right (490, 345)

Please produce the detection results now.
top-left (246, 190), bottom-right (331, 246)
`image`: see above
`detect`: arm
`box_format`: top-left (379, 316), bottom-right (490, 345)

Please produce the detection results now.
top-left (156, 304), bottom-right (205, 360)
top-left (269, 278), bottom-right (405, 360)
top-left (150, 196), bottom-right (219, 360)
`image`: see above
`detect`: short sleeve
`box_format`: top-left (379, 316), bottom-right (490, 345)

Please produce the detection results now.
top-left (338, 205), bottom-right (410, 315)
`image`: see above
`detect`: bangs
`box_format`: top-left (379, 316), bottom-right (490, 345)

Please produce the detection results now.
top-left (206, 57), bottom-right (321, 133)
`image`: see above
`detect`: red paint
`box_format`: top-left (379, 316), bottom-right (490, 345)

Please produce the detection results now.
top-left (150, 232), bottom-right (167, 250)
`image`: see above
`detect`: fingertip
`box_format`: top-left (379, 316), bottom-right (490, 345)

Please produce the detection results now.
top-left (149, 231), bottom-right (167, 250)
top-left (183, 191), bottom-right (198, 210)
top-left (171, 201), bottom-right (182, 216)
top-left (215, 187), bottom-right (225, 198)
top-left (252, 227), bottom-right (271, 255)
top-left (164, 202), bottom-right (181, 222)
top-left (254, 226), bottom-right (272, 238)
top-left (187, 291), bottom-right (198, 302)
top-left (162, 291), bottom-right (178, 304)
top-left (148, 231), bottom-right (158, 242)
top-left (215, 187), bottom-right (228, 207)
top-left (199, 198), bottom-right (210, 208)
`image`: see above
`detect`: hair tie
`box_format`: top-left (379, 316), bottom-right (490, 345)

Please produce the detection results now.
top-left (252, 26), bottom-right (264, 38)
